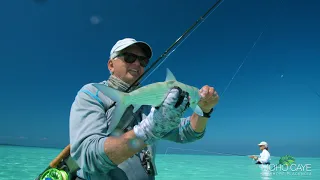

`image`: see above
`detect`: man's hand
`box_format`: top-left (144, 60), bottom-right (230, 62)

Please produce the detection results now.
top-left (134, 86), bottom-right (190, 144)
top-left (189, 85), bottom-right (219, 133)
top-left (198, 85), bottom-right (219, 113)
top-left (249, 155), bottom-right (258, 160)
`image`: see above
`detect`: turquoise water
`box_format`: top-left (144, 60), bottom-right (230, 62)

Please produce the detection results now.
top-left (0, 145), bottom-right (319, 180)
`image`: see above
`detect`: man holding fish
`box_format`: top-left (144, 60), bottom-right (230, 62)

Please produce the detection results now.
top-left (69, 38), bottom-right (219, 180)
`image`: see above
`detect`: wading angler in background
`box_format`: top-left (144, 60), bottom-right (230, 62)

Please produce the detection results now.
top-left (69, 38), bottom-right (220, 180)
top-left (249, 141), bottom-right (271, 165)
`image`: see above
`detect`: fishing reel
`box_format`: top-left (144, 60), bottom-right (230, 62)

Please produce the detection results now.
top-left (38, 160), bottom-right (71, 180)
top-left (39, 168), bottom-right (69, 180)
top-left (141, 150), bottom-right (155, 176)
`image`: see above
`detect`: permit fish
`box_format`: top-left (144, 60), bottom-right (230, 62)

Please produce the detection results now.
top-left (92, 68), bottom-right (203, 135)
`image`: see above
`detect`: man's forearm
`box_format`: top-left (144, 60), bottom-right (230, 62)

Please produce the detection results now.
top-left (190, 113), bottom-right (209, 133)
top-left (103, 130), bottom-right (147, 165)
top-left (190, 107), bottom-right (214, 133)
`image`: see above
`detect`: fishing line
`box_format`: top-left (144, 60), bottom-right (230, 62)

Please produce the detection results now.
top-left (164, 147), bottom-right (248, 156)
top-left (165, 0), bottom-right (285, 158)
top-left (309, 85), bottom-right (320, 99)
top-left (221, 0), bottom-right (285, 98)
top-left (220, 27), bottom-right (266, 97)
top-left (140, 0), bottom-right (225, 84)
top-left (283, 78), bottom-right (320, 100)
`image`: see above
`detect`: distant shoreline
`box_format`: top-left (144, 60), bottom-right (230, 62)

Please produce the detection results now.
top-left (1, 144), bottom-right (319, 158)
top-left (0, 143), bottom-right (63, 150)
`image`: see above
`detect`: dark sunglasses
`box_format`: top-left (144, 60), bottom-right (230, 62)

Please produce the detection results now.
top-left (116, 52), bottom-right (149, 67)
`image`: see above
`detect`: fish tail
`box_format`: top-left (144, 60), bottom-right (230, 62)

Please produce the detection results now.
top-left (108, 88), bottom-right (127, 103)
top-left (91, 83), bottom-right (130, 105)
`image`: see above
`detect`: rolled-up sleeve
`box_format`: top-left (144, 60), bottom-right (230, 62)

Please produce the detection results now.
top-left (69, 83), bottom-right (117, 174)
top-left (162, 116), bottom-right (206, 143)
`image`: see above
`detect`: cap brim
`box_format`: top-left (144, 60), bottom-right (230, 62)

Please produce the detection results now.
top-left (133, 41), bottom-right (152, 59)
top-left (258, 144), bottom-right (267, 146)
top-left (113, 41), bottom-right (152, 59)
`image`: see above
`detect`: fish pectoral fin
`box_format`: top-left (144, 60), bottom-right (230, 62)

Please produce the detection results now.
top-left (106, 103), bottom-right (128, 136)
top-left (165, 68), bottom-right (177, 81)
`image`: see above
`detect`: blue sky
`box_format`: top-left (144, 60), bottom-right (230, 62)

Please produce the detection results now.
top-left (0, 0), bottom-right (319, 157)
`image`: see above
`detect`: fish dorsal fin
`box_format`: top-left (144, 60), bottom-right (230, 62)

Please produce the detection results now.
top-left (165, 68), bottom-right (177, 81)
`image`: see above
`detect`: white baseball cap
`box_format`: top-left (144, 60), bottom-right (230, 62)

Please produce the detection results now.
top-left (109, 38), bottom-right (152, 59)
top-left (258, 141), bottom-right (268, 147)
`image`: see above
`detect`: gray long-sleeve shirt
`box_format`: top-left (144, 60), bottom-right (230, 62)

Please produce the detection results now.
top-left (69, 81), bottom-right (206, 180)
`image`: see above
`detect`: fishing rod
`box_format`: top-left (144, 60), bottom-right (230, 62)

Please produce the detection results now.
top-left (35, 0), bottom-right (225, 179)
top-left (108, 0), bottom-right (225, 109)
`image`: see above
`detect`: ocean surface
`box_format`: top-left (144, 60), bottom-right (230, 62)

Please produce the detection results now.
top-left (0, 145), bottom-right (319, 180)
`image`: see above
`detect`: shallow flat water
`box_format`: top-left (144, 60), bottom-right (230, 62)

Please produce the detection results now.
top-left (0, 145), bottom-right (319, 180)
